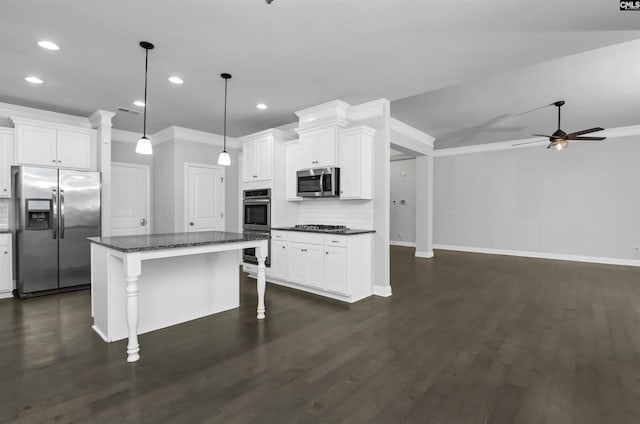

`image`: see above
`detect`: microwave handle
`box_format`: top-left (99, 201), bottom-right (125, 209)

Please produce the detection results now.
top-left (319, 171), bottom-right (325, 194)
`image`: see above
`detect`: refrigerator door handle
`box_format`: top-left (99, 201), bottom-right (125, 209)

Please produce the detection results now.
top-left (52, 189), bottom-right (57, 239)
top-left (60, 189), bottom-right (65, 239)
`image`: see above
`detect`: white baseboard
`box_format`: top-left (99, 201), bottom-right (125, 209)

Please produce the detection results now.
top-left (433, 244), bottom-right (640, 267)
top-left (390, 241), bottom-right (416, 248)
top-left (415, 250), bottom-right (434, 258)
top-left (372, 285), bottom-right (393, 297)
top-left (0, 290), bottom-right (13, 300)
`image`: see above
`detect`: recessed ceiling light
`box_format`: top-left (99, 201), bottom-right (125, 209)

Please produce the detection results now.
top-left (256, 103), bottom-right (268, 110)
top-left (168, 76), bottom-right (184, 84)
top-left (133, 100), bottom-right (145, 107)
top-left (38, 40), bottom-right (60, 51)
top-left (25, 76), bottom-right (43, 84)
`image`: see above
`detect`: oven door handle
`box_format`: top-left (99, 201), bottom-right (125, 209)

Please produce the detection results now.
top-left (319, 171), bottom-right (325, 194)
top-left (244, 199), bottom-right (270, 204)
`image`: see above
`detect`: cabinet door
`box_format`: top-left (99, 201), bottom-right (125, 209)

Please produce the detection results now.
top-left (0, 132), bottom-right (12, 197)
top-left (314, 127), bottom-right (337, 167)
top-left (324, 246), bottom-right (347, 295)
top-left (255, 137), bottom-right (273, 181)
top-left (16, 125), bottom-right (57, 167)
top-left (0, 236), bottom-right (11, 293)
top-left (285, 144), bottom-right (302, 201)
top-left (338, 133), bottom-right (360, 198)
top-left (57, 130), bottom-right (92, 169)
top-left (243, 141), bottom-right (258, 182)
top-left (287, 242), bottom-right (308, 284)
top-left (304, 244), bottom-right (325, 289)
top-left (270, 240), bottom-right (288, 280)
top-left (299, 132), bottom-right (317, 169)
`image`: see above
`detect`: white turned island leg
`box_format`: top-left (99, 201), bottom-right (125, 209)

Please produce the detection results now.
top-left (124, 253), bottom-right (142, 363)
top-left (256, 240), bottom-right (267, 320)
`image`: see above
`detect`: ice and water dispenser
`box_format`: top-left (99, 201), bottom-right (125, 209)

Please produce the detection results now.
top-left (25, 199), bottom-right (52, 230)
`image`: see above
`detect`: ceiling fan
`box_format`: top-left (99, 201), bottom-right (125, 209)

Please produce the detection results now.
top-left (514, 101), bottom-right (606, 150)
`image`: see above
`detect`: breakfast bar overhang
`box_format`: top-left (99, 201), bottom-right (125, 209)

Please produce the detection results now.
top-left (88, 231), bottom-right (269, 363)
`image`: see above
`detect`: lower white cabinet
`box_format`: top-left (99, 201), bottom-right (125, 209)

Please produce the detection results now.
top-left (260, 230), bottom-right (373, 302)
top-left (0, 234), bottom-right (13, 298)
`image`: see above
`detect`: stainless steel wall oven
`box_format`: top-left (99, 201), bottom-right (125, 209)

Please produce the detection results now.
top-left (242, 189), bottom-right (270, 266)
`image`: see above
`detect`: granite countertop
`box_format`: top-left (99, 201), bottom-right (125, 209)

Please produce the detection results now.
top-left (272, 227), bottom-right (375, 235)
top-left (88, 231), bottom-right (269, 253)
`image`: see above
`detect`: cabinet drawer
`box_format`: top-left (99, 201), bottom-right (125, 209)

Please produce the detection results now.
top-left (0, 234), bottom-right (9, 246)
top-left (287, 231), bottom-right (324, 245)
top-left (324, 235), bottom-right (347, 248)
top-left (271, 231), bottom-right (288, 241)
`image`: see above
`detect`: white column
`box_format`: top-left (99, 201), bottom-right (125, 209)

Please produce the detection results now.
top-left (89, 110), bottom-right (115, 237)
top-left (415, 153), bottom-right (434, 258)
top-left (124, 253), bottom-right (142, 362)
top-left (256, 240), bottom-right (267, 319)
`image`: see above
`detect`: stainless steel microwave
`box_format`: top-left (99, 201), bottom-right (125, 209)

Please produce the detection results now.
top-left (297, 168), bottom-right (340, 197)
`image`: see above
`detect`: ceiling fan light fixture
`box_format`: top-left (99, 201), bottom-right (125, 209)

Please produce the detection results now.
top-left (549, 139), bottom-right (568, 151)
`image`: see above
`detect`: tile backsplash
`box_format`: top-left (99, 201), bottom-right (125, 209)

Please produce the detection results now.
top-left (0, 199), bottom-right (8, 230)
top-left (298, 199), bottom-right (374, 229)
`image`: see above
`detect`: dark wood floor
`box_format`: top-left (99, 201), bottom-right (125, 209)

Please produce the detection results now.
top-left (2, 248), bottom-right (640, 423)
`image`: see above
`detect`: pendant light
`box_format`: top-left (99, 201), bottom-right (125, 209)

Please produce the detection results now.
top-left (136, 41), bottom-right (154, 155)
top-left (218, 73), bottom-right (232, 166)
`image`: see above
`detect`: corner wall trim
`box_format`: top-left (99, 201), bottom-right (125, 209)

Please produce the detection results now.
top-left (415, 250), bottom-right (434, 259)
top-left (372, 285), bottom-right (393, 297)
top-left (433, 244), bottom-right (640, 267)
top-left (390, 241), bottom-right (416, 248)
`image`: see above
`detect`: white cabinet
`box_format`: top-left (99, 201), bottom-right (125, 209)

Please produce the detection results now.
top-left (14, 120), bottom-right (94, 170)
top-left (285, 143), bottom-right (302, 201)
top-left (299, 126), bottom-right (337, 169)
top-left (242, 135), bottom-right (273, 183)
top-left (339, 126), bottom-right (375, 200)
top-left (263, 230), bottom-right (373, 302)
top-left (0, 129), bottom-right (13, 198)
top-left (270, 240), bottom-right (288, 281)
top-left (324, 245), bottom-right (347, 295)
top-left (0, 234), bottom-right (12, 298)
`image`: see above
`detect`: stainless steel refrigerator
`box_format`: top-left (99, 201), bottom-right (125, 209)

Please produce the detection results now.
top-left (14, 166), bottom-right (100, 297)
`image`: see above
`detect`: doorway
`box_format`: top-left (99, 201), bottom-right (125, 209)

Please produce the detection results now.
top-left (184, 163), bottom-right (225, 232)
top-left (111, 163), bottom-right (151, 236)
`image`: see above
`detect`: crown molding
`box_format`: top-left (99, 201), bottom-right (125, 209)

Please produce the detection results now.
top-left (349, 99), bottom-right (389, 122)
top-left (89, 110), bottom-right (116, 129)
top-left (237, 128), bottom-right (286, 143)
top-left (0, 101), bottom-right (93, 128)
top-left (434, 124), bottom-right (640, 158)
top-left (390, 117), bottom-right (435, 147)
top-left (10, 116), bottom-right (96, 134)
top-left (339, 125), bottom-right (377, 137)
top-left (295, 99), bottom-right (351, 127)
top-left (111, 125), bottom-right (240, 148)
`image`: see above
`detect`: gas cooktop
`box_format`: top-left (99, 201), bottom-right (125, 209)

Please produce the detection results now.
top-left (293, 224), bottom-right (349, 233)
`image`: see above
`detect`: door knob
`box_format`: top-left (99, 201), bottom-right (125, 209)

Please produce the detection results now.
top-left (139, 218), bottom-right (147, 226)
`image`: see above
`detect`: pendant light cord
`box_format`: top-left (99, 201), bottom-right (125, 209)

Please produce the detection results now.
top-left (223, 77), bottom-right (228, 152)
top-left (143, 47), bottom-right (149, 138)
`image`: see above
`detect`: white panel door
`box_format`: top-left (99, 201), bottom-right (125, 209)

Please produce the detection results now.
top-left (17, 125), bottom-right (57, 166)
top-left (187, 165), bottom-right (224, 232)
top-left (57, 130), bottom-right (92, 169)
top-left (111, 163), bottom-right (150, 236)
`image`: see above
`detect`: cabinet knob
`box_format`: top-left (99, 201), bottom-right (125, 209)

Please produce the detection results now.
top-left (282, 246), bottom-right (285, 249)
top-left (189, 222), bottom-right (194, 226)
top-left (253, 175), bottom-right (258, 178)
top-left (3, 251), bottom-right (7, 254)
top-left (2, 188), bottom-right (6, 192)
top-left (325, 251), bottom-right (328, 255)
top-left (52, 160), bottom-right (56, 163)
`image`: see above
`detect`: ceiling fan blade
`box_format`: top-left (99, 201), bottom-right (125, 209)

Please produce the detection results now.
top-left (567, 127), bottom-right (605, 137)
top-left (513, 140), bottom-right (544, 146)
top-left (570, 136), bottom-right (606, 141)
top-left (532, 134), bottom-right (564, 140)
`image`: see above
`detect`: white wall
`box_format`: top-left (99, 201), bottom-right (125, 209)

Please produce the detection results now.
top-left (153, 141), bottom-right (176, 233)
top-left (112, 141), bottom-right (153, 167)
top-left (434, 134), bottom-right (640, 261)
top-left (390, 159), bottom-right (416, 244)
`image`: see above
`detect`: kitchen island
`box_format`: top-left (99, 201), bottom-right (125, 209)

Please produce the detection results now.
top-left (88, 231), bottom-right (269, 363)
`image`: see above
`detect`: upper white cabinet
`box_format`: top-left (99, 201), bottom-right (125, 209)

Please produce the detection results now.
top-left (0, 233), bottom-right (13, 298)
top-left (298, 126), bottom-right (337, 169)
top-left (285, 143), bottom-right (302, 201)
top-left (241, 133), bottom-right (273, 183)
top-left (338, 126), bottom-right (375, 200)
top-left (0, 128), bottom-right (14, 198)
top-left (13, 119), bottom-right (95, 170)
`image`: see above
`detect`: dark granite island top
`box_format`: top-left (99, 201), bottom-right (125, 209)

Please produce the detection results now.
top-left (271, 227), bottom-right (375, 235)
top-left (88, 231), bottom-right (269, 253)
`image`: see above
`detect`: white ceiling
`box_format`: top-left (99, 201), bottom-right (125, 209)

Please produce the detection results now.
top-left (1, 1), bottom-right (639, 138)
